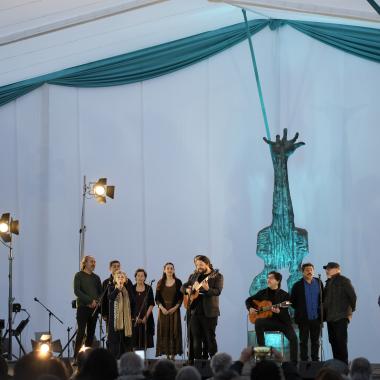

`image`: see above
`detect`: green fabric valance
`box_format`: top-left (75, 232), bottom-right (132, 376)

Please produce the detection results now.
top-left (0, 18), bottom-right (379, 108)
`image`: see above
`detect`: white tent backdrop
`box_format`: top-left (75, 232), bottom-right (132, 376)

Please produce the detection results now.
top-left (1, 24), bottom-right (380, 361)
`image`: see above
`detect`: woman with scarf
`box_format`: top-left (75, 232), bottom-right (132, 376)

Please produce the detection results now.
top-left (108, 270), bottom-right (135, 358)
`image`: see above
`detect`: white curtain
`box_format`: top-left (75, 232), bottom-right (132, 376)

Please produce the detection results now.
top-left (0, 25), bottom-right (379, 361)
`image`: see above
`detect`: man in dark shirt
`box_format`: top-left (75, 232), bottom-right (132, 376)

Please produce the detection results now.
top-left (323, 262), bottom-right (356, 364)
top-left (73, 255), bottom-right (102, 359)
top-left (291, 263), bottom-right (323, 361)
top-left (101, 260), bottom-right (121, 324)
top-left (181, 255), bottom-right (223, 361)
top-left (246, 271), bottom-right (298, 363)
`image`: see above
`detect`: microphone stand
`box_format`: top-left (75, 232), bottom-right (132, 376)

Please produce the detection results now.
top-left (318, 274), bottom-right (325, 361)
top-left (184, 272), bottom-right (199, 364)
top-left (34, 297), bottom-right (64, 335)
top-left (92, 280), bottom-right (112, 346)
top-left (135, 279), bottom-right (154, 360)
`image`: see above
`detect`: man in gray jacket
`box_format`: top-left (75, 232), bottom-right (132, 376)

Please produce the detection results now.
top-left (323, 262), bottom-right (356, 364)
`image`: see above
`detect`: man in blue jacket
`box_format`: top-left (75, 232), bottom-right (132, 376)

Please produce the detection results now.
top-left (291, 263), bottom-right (323, 362)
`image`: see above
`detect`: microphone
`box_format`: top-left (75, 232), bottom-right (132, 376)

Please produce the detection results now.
top-left (34, 297), bottom-right (39, 302)
top-left (150, 279), bottom-right (156, 283)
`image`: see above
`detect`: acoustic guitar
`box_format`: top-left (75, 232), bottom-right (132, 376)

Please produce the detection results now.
top-left (248, 299), bottom-right (291, 324)
top-left (183, 270), bottom-right (219, 310)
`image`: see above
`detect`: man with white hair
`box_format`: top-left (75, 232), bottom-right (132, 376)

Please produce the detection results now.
top-left (118, 352), bottom-right (146, 380)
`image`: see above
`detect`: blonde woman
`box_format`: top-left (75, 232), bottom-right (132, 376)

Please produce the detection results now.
top-left (108, 270), bottom-right (135, 358)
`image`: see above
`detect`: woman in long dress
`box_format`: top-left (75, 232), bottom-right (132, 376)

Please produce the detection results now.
top-left (107, 270), bottom-right (135, 358)
top-left (155, 262), bottom-right (183, 359)
top-left (132, 268), bottom-right (155, 351)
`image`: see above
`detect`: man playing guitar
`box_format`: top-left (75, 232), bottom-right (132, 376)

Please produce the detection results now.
top-left (245, 271), bottom-right (298, 363)
top-left (181, 255), bottom-right (223, 362)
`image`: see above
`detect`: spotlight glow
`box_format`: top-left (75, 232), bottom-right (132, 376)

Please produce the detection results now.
top-left (0, 222), bottom-right (9, 233)
top-left (93, 185), bottom-right (106, 196)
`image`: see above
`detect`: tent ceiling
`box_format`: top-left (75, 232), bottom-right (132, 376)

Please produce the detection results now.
top-left (211, 0), bottom-right (380, 23)
top-left (0, 0), bottom-right (379, 87)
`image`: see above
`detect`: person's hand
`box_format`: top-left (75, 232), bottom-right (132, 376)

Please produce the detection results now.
top-left (239, 347), bottom-right (253, 363)
top-left (142, 316), bottom-right (147, 324)
top-left (160, 306), bottom-right (169, 315)
top-left (249, 307), bottom-right (258, 315)
top-left (89, 300), bottom-right (97, 308)
top-left (271, 348), bottom-right (283, 362)
top-left (168, 307), bottom-right (177, 314)
top-left (202, 280), bottom-right (209, 291)
top-left (186, 286), bottom-right (192, 295)
top-left (271, 306), bottom-right (280, 314)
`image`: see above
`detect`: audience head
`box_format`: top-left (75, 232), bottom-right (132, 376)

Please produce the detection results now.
top-left (214, 369), bottom-right (240, 380)
top-left (152, 359), bottom-right (177, 380)
top-left (77, 348), bottom-right (118, 380)
top-left (0, 356), bottom-right (8, 380)
top-left (210, 353), bottom-right (233, 375)
top-left (14, 353), bottom-right (68, 380)
top-left (119, 352), bottom-right (145, 376)
top-left (251, 360), bottom-right (283, 380)
top-left (350, 357), bottom-right (372, 380)
top-left (175, 367), bottom-right (201, 380)
top-left (315, 368), bottom-right (343, 380)
top-left (323, 359), bottom-right (349, 376)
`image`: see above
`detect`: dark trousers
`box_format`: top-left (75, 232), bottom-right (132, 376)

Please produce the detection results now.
top-left (74, 306), bottom-right (98, 358)
top-left (327, 318), bottom-right (348, 364)
top-left (108, 333), bottom-right (133, 359)
top-left (255, 318), bottom-right (298, 362)
top-left (190, 314), bottom-right (218, 359)
top-left (298, 319), bottom-right (321, 361)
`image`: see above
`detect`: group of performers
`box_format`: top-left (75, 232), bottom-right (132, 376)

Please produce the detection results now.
top-left (73, 254), bottom-right (223, 362)
top-left (73, 256), bottom-right (356, 364)
top-left (246, 262), bottom-right (356, 364)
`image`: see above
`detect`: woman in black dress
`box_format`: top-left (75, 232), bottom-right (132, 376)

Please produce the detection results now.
top-left (155, 262), bottom-right (183, 359)
top-left (107, 270), bottom-right (135, 358)
top-left (132, 268), bottom-right (155, 351)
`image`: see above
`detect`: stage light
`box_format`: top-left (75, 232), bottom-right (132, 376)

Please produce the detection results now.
top-left (0, 213), bottom-right (19, 243)
top-left (90, 178), bottom-right (115, 204)
top-left (32, 334), bottom-right (53, 358)
top-left (79, 176), bottom-right (115, 264)
top-left (79, 345), bottom-right (90, 353)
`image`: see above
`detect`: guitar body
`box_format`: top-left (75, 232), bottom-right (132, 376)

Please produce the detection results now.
top-left (249, 300), bottom-right (273, 324)
top-left (183, 269), bottom-right (219, 310)
top-left (183, 291), bottom-right (200, 310)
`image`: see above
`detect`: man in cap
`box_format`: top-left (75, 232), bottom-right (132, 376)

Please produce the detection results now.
top-left (323, 262), bottom-right (356, 364)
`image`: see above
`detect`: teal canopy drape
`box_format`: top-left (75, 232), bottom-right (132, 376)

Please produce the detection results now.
top-left (0, 18), bottom-right (379, 108)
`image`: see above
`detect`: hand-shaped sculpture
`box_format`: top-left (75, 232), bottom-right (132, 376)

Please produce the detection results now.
top-left (264, 129), bottom-right (305, 157)
top-left (249, 129), bottom-right (308, 295)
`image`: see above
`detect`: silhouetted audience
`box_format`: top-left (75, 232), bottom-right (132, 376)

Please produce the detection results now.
top-left (74, 348), bottom-right (118, 380)
top-left (350, 357), bottom-right (372, 380)
top-left (14, 353), bottom-right (68, 380)
top-left (175, 367), bottom-right (201, 380)
top-left (250, 360), bottom-right (283, 380)
top-left (316, 367), bottom-right (344, 380)
top-left (151, 359), bottom-right (176, 380)
top-left (117, 352), bottom-right (145, 380)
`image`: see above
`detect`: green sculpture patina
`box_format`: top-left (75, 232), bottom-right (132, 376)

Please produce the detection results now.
top-left (249, 129), bottom-right (308, 295)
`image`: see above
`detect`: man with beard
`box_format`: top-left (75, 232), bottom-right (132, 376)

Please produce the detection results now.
top-left (73, 255), bottom-right (102, 359)
top-left (291, 263), bottom-right (323, 361)
top-left (181, 255), bottom-right (223, 362)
